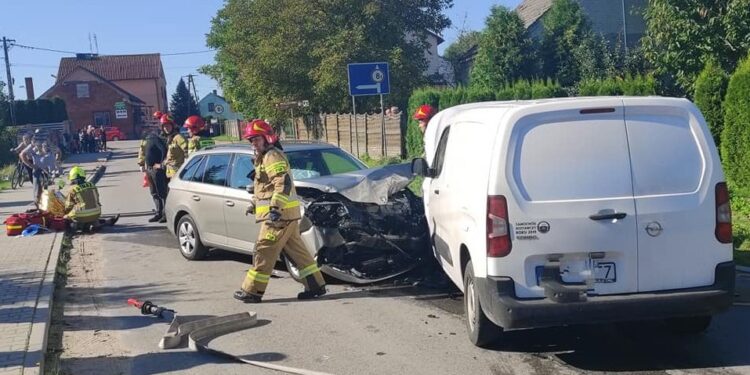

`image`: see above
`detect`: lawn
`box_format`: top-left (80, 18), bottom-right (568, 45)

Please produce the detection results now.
top-left (0, 164), bottom-right (14, 190)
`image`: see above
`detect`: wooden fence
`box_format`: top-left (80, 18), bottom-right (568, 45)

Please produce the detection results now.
top-left (223, 113), bottom-right (404, 159)
top-left (289, 113), bottom-right (403, 158)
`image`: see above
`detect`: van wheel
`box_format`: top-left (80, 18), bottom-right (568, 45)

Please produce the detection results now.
top-left (665, 316), bottom-right (712, 334)
top-left (464, 260), bottom-right (502, 347)
top-left (177, 215), bottom-right (207, 260)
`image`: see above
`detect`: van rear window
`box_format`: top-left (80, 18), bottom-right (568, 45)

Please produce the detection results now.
top-left (625, 114), bottom-right (703, 196)
top-left (514, 119), bottom-right (633, 201)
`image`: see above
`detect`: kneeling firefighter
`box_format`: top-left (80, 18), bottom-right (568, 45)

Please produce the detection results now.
top-left (234, 119), bottom-right (326, 303)
top-left (63, 166), bottom-right (119, 232)
top-left (183, 115), bottom-right (215, 155)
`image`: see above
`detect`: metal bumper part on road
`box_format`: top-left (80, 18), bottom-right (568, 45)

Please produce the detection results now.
top-left (477, 261), bottom-right (736, 330)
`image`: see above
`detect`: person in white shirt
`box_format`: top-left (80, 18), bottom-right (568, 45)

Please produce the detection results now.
top-left (21, 141), bottom-right (56, 207)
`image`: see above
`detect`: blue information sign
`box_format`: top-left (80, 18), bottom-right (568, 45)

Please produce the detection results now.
top-left (347, 62), bottom-right (390, 96)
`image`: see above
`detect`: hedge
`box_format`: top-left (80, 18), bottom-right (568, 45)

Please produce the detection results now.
top-left (721, 55), bottom-right (750, 189)
top-left (694, 60), bottom-right (729, 150)
top-left (406, 88), bottom-right (441, 158)
top-left (577, 74), bottom-right (657, 96)
top-left (0, 98), bottom-right (68, 127)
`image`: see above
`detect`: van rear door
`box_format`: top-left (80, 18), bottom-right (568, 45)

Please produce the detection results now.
top-left (502, 100), bottom-right (638, 297)
top-left (622, 99), bottom-right (727, 292)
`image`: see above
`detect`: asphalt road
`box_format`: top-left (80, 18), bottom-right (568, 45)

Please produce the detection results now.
top-left (52, 140), bottom-right (750, 375)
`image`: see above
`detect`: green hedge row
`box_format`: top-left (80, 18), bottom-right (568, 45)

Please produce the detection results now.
top-left (577, 74), bottom-right (657, 96)
top-left (405, 75), bottom-right (656, 157)
top-left (0, 98), bottom-right (68, 127)
top-left (694, 60), bottom-right (729, 150)
top-left (721, 55), bottom-right (750, 190)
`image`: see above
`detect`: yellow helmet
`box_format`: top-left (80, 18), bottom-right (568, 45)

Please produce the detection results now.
top-left (69, 166), bottom-right (86, 181)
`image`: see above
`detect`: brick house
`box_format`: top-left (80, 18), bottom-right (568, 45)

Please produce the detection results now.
top-left (39, 66), bottom-right (146, 137)
top-left (40, 53), bottom-right (167, 137)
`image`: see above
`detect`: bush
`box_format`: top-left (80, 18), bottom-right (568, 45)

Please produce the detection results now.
top-left (694, 60), bottom-right (729, 150)
top-left (577, 74), bottom-right (657, 96)
top-left (721, 55), bottom-right (750, 188)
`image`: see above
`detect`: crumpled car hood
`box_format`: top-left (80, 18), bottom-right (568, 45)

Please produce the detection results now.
top-left (295, 163), bottom-right (413, 204)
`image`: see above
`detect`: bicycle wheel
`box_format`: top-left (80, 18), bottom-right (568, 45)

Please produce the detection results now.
top-left (11, 166), bottom-right (20, 189)
top-left (18, 166), bottom-right (26, 188)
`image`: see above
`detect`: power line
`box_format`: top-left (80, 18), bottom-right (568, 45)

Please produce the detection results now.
top-left (161, 50), bottom-right (215, 56)
top-left (10, 42), bottom-right (78, 54)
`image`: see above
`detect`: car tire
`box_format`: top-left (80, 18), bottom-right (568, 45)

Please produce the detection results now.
top-left (283, 254), bottom-right (303, 281)
top-left (112, 136), bottom-right (119, 141)
top-left (177, 215), bottom-right (208, 260)
top-left (664, 315), bottom-right (712, 334)
top-left (464, 260), bottom-right (502, 347)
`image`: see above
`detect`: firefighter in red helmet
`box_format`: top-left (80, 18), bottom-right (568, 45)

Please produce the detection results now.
top-left (183, 115), bottom-right (215, 155)
top-left (234, 119), bottom-right (327, 303)
top-left (413, 104), bottom-right (436, 134)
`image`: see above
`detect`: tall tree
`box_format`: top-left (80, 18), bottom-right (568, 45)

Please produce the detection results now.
top-left (469, 6), bottom-right (532, 90)
top-left (539, 0), bottom-right (591, 87)
top-left (643, 0), bottom-right (750, 95)
top-left (442, 30), bottom-right (481, 84)
top-left (170, 78), bottom-right (199, 127)
top-left (202, 0), bottom-right (452, 121)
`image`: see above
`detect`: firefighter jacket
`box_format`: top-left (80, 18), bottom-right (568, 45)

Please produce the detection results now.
top-left (165, 133), bottom-right (188, 178)
top-left (63, 181), bottom-right (102, 223)
top-left (252, 147), bottom-right (301, 222)
top-left (187, 135), bottom-right (215, 155)
top-left (137, 139), bottom-right (146, 166)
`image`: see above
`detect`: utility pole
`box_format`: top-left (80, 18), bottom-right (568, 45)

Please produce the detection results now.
top-left (3, 36), bottom-right (16, 126)
top-left (184, 74), bottom-right (199, 104)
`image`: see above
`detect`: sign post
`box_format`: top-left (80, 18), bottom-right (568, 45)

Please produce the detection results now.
top-left (347, 62), bottom-right (390, 157)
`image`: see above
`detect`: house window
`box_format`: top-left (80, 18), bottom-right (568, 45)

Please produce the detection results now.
top-left (93, 111), bottom-right (111, 126)
top-left (208, 102), bottom-right (215, 112)
top-left (76, 83), bottom-right (90, 98)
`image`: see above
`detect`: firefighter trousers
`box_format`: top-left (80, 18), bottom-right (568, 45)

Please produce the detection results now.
top-left (146, 167), bottom-right (168, 217)
top-left (241, 220), bottom-right (325, 297)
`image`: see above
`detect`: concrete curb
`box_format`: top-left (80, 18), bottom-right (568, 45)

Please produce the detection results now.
top-left (96, 151), bottom-right (113, 162)
top-left (21, 232), bottom-right (64, 375)
top-left (737, 265), bottom-right (750, 274)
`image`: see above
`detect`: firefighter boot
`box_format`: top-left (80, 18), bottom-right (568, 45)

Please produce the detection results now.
top-left (233, 290), bottom-right (262, 303)
top-left (297, 286), bottom-right (327, 300)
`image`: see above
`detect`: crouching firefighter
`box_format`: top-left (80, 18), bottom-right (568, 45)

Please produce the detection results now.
top-left (63, 166), bottom-right (119, 233)
top-left (234, 119), bottom-right (326, 303)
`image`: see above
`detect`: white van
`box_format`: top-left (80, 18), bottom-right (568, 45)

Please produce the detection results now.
top-left (412, 97), bottom-right (735, 346)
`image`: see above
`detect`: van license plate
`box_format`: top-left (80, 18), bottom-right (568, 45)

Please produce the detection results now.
top-left (594, 262), bottom-right (616, 283)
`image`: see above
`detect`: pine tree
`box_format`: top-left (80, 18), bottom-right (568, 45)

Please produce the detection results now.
top-left (170, 79), bottom-right (199, 127)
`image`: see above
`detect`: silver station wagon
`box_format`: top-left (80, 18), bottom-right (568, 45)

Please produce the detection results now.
top-left (165, 141), bottom-right (429, 283)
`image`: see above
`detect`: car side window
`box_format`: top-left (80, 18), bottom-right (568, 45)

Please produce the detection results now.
top-left (228, 153), bottom-right (255, 190)
top-left (432, 127), bottom-right (451, 178)
top-left (201, 154), bottom-right (231, 186)
top-left (180, 156), bottom-right (204, 181)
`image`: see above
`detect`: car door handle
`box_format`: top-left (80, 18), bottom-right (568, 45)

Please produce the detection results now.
top-left (225, 200), bottom-right (235, 207)
top-left (192, 195), bottom-right (201, 201)
top-left (589, 212), bottom-right (627, 221)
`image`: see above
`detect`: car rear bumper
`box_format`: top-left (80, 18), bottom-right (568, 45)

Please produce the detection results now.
top-left (476, 261), bottom-right (735, 330)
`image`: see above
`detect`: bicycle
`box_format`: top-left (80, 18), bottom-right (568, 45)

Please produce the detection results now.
top-left (10, 160), bottom-right (29, 190)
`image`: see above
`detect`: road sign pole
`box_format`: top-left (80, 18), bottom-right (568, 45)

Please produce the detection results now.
top-left (352, 95), bottom-right (359, 156)
top-left (380, 94), bottom-right (385, 157)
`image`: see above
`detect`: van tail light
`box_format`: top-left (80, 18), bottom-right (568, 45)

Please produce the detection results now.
top-left (715, 182), bottom-right (732, 244)
top-left (487, 195), bottom-right (512, 257)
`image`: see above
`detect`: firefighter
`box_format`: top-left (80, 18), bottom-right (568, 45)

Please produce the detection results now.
top-left (183, 115), bottom-right (215, 155)
top-left (63, 166), bottom-right (119, 232)
top-left (160, 114), bottom-right (188, 179)
top-left (137, 111), bottom-right (166, 172)
top-left (234, 119), bottom-right (326, 303)
top-left (140, 128), bottom-right (168, 223)
top-left (412, 104), bottom-right (436, 135)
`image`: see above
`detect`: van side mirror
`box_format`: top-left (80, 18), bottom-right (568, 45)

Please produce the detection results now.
top-left (411, 158), bottom-right (434, 178)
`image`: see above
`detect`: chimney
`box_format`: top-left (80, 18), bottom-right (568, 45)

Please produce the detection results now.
top-left (213, 90), bottom-right (217, 95)
top-left (25, 77), bottom-right (35, 100)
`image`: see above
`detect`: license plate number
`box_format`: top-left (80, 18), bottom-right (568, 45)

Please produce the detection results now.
top-left (594, 262), bottom-right (616, 283)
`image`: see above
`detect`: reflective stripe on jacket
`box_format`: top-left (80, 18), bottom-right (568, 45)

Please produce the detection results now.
top-left (253, 147), bottom-right (301, 222)
top-left (64, 181), bottom-right (101, 223)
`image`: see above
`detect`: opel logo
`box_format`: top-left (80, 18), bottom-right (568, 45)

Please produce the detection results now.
top-left (537, 221), bottom-right (550, 234)
top-left (646, 222), bottom-right (663, 237)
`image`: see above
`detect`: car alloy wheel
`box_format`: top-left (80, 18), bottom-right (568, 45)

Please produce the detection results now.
top-left (178, 221), bottom-right (196, 255)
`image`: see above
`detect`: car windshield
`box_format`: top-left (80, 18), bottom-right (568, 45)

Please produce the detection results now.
top-left (285, 148), bottom-right (367, 180)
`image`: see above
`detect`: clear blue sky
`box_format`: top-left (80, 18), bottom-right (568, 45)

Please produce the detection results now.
top-left (1, 0), bottom-right (521, 104)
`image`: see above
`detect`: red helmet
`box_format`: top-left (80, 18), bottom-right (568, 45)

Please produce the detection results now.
top-left (243, 119), bottom-right (278, 144)
top-left (152, 111), bottom-right (164, 119)
top-left (183, 115), bottom-right (205, 132)
top-left (160, 114), bottom-right (174, 125)
top-left (413, 104), bottom-right (436, 121)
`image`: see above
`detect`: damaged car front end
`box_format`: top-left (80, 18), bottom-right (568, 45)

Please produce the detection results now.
top-left (294, 164), bottom-right (430, 284)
